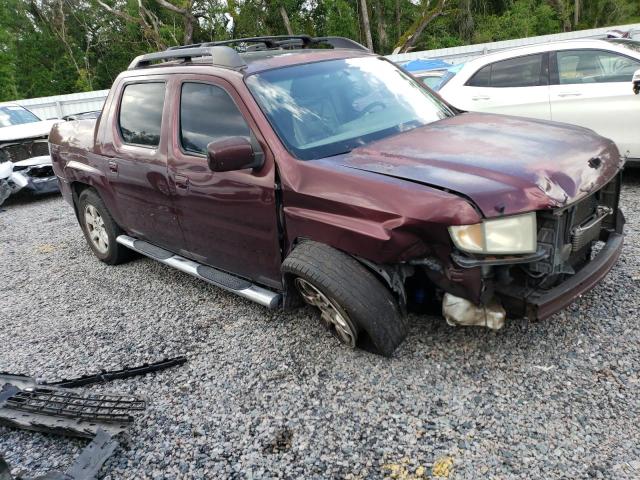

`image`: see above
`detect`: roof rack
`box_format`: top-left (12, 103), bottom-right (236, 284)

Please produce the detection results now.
top-left (127, 35), bottom-right (369, 71)
top-left (128, 46), bottom-right (246, 70)
top-left (168, 35), bottom-right (369, 53)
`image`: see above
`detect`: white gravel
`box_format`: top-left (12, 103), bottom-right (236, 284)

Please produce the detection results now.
top-left (1, 171), bottom-right (639, 479)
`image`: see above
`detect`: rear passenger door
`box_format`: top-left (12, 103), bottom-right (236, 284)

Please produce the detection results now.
top-left (105, 79), bottom-right (184, 250)
top-left (168, 77), bottom-right (282, 289)
top-left (459, 53), bottom-right (551, 119)
top-left (549, 49), bottom-right (640, 158)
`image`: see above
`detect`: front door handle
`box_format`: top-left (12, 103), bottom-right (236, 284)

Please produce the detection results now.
top-left (108, 160), bottom-right (118, 173)
top-left (175, 174), bottom-right (189, 191)
top-left (557, 92), bottom-right (582, 97)
top-left (472, 95), bottom-right (491, 101)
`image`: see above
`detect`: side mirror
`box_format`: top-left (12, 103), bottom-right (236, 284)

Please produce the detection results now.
top-left (633, 69), bottom-right (640, 95)
top-left (206, 137), bottom-right (263, 172)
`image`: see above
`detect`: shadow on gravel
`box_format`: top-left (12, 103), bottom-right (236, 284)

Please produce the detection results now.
top-left (1, 191), bottom-right (61, 209)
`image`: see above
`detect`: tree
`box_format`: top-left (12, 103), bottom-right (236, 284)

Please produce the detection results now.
top-left (394, 0), bottom-right (447, 53)
top-left (1, 0), bottom-right (639, 100)
top-left (359, 0), bottom-right (374, 50)
top-left (153, 0), bottom-right (198, 44)
top-left (280, 5), bottom-right (293, 34)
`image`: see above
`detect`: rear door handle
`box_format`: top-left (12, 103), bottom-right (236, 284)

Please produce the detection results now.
top-left (472, 95), bottom-right (491, 101)
top-left (108, 160), bottom-right (118, 173)
top-left (557, 92), bottom-right (582, 97)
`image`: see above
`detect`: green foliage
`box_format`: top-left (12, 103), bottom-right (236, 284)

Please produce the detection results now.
top-left (0, 1), bottom-right (19, 101)
top-left (320, 0), bottom-right (360, 39)
top-left (0, 0), bottom-right (638, 101)
top-left (473, 0), bottom-right (560, 43)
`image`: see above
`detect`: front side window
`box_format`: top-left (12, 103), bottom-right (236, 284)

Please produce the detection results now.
top-left (246, 57), bottom-right (453, 160)
top-left (180, 83), bottom-right (251, 155)
top-left (467, 54), bottom-right (544, 88)
top-left (118, 82), bottom-right (165, 147)
top-left (0, 105), bottom-right (41, 128)
top-left (557, 49), bottom-right (640, 84)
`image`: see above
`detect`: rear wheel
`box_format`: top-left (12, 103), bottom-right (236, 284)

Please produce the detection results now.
top-left (283, 241), bottom-right (408, 357)
top-left (78, 189), bottom-right (132, 265)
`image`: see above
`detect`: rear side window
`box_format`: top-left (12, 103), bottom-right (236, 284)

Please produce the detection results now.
top-left (466, 54), bottom-right (545, 88)
top-left (118, 83), bottom-right (166, 147)
top-left (180, 83), bottom-right (251, 155)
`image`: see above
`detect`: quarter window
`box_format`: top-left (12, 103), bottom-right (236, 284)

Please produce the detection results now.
top-left (466, 54), bottom-right (545, 88)
top-left (180, 83), bottom-right (251, 155)
top-left (467, 65), bottom-right (490, 87)
top-left (118, 83), bottom-right (165, 147)
top-left (557, 49), bottom-right (640, 84)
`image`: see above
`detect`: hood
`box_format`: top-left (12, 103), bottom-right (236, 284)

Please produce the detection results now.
top-left (0, 119), bottom-right (60, 143)
top-left (340, 113), bottom-right (623, 217)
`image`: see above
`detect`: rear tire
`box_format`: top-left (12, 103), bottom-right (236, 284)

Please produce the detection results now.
top-left (77, 189), bottom-right (132, 265)
top-left (282, 241), bottom-right (408, 357)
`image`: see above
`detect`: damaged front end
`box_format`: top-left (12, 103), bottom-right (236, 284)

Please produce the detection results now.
top-left (428, 173), bottom-right (625, 326)
top-left (0, 134), bottom-right (60, 205)
top-left (494, 173), bottom-right (624, 320)
top-left (0, 154), bottom-right (58, 206)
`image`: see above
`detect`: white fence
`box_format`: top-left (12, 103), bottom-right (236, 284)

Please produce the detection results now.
top-left (17, 90), bottom-right (109, 120)
top-left (14, 22), bottom-right (640, 118)
top-left (387, 22), bottom-right (640, 65)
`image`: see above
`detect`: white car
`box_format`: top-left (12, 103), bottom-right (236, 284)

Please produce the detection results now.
top-left (438, 39), bottom-right (640, 163)
top-left (0, 103), bottom-right (60, 204)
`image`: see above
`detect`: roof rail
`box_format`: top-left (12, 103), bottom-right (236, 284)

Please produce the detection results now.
top-left (167, 35), bottom-right (370, 53)
top-left (127, 46), bottom-right (246, 70)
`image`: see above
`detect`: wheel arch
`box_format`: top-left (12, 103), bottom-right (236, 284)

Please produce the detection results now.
top-left (282, 237), bottom-right (410, 313)
top-left (69, 181), bottom-right (125, 231)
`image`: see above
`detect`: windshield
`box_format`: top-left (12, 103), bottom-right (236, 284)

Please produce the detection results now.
top-left (246, 57), bottom-right (454, 160)
top-left (0, 105), bottom-right (41, 128)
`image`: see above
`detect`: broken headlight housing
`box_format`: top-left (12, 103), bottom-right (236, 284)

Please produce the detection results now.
top-left (449, 212), bottom-right (537, 254)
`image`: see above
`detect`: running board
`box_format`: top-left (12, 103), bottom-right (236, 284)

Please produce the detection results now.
top-left (116, 235), bottom-right (281, 309)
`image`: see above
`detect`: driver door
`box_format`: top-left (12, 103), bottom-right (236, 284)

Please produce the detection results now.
top-left (167, 76), bottom-right (282, 289)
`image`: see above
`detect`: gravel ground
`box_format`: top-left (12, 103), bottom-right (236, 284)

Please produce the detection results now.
top-left (1, 171), bottom-right (639, 480)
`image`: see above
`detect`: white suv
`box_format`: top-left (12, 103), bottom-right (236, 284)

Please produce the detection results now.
top-left (438, 39), bottom-right (640, 163)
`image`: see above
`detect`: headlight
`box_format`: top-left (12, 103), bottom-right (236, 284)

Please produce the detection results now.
top-left (449, 212), bottom-right (537, 254)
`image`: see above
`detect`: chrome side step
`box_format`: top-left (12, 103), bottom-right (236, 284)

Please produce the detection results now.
top-left (116, 235), bottom-right (281, 309)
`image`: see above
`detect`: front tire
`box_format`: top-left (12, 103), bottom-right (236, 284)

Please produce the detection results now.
top-left (78, 189), bottom-right (131, 265)
top-left (282, 241), bottom-right (408, 357)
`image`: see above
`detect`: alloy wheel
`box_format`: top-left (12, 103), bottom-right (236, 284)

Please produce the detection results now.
top-left (295, 277), bottom-right (358, 347)
top-left (84, 204), bottom-right (109, 254)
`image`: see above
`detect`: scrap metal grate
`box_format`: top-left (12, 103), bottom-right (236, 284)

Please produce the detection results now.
top-left (5, 387), bottom-right (145, 423)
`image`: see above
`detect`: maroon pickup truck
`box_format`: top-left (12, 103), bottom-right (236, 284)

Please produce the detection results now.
top-left (49, 35), bottom-right (625, 356)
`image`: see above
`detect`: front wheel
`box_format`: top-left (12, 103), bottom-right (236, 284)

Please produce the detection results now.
top-left (77, 189), bottom-right (132, 265)
top-left (282, 241), bottom-right (408, 357)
